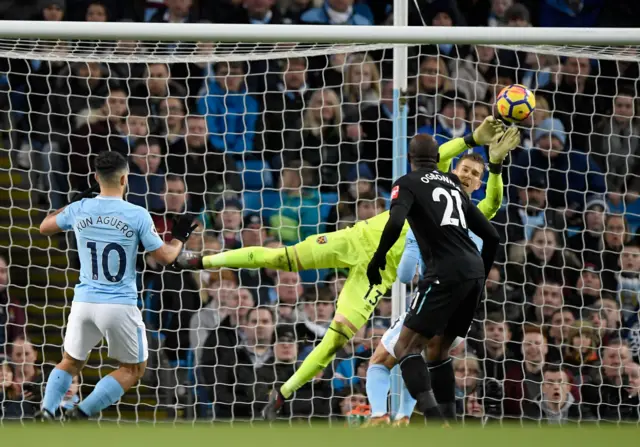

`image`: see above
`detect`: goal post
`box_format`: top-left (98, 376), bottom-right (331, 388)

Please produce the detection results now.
top-left (0, 20), bottom-right (640, 424)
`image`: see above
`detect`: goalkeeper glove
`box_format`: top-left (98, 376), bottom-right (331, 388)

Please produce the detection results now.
top-left (489, 126), bottom-right (521, 163)
top-left (366, 252), bottom-right (387, 286)
top-left (171, 215), bottom-right (198, 243)
top-left (70, 183), bottom-right (100, 203)
top-left (468, 116), bottom-right (505, 147)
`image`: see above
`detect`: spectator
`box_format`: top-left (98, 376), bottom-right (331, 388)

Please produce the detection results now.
top-left (74, 84), bottom-right (128, 130)
top-left (510, 117), bottom-right (606, 214)
top-left (589, 297), bottom-right (622, 346)
top-left (189, 269), bottom-right (240, 365)
top-left (526, 281), bottom-right (564, 327)
top-left (589, 89), bottom-right (640, 197)
top-left (507, 227), bottom-right (580, 300)
top-left (201, 306), bottom-right (275, 419)
top-left (4, 338), bottom-right (42, 419)
top-left (151, 174), bottom-right (188, 242)
top-left (487, 0), bottom-right (513, 26)
top-left (127, 138), bottom-right (165, 211)
top-left (168, 113), bottom-right (241, 213)
top-left (617, 242), bottom-right (640, 324)
top-left (85, 1), bottom-right (108, 21)
top-left (197, 61), bottom-right (259, 155)
top-left (295, 287), bottom-right (334, 344)
top-left (267, 271), bottom-right (303, 310)
top-left (41, 1), bottom-right (65, 21)
top-left (150, 0), bottom-right (197, 23)
top-left (285, 88), bottom-right (357, 192)
top-left (158, 96), bottom-right (186, 147)
top-left (261, 57), bottom-right (308, 163)
top-left (494, 172), bottom-right (563, 263)
top-left (359, 80), bottom-right (394, 188)
top-left (525, 364), bottom-right (592, 423)
top-left (583, 339), bottom-right (634, 420)
top-left (453, 353), bottom-right (483, 414)
top-left (546, 308), bottom-right (577, 362)
top-left (482, 265), bottom-right (524, 323)
top-left (342, 53), bottom-right (380, 121)
top-left (0, 255), bottom-right (25, 353)
top-left (267, 159), bottom-right (322, 245)
top-left (300, 0), bottom-right (372, 26)
top-left (451, 45), bottom-right (495, 104)
top-left (561, 321), bottom-right (601, 386)
top-left (504, 325), bottom-right (548, 417)
top-left (505, 3), bottom-right (531, 27)
top-left (567, 195), bottom-right (608, 265)
top-left (408, 55), bottom-right (454, 131)
top-left (543, 56), bottom-right (596, 149)
top-left (601, 214), bottom-right (629, 286)
top-left (566, 263), bottom-right (604, 309)
top-left (474, 312), bottom-right (514, 383)
top-left (134, 63), bottom-right (186, 121)
top-left (354, 192), bottom-right (385, 222)
top-left (208, 197), bottom-right (243, 250)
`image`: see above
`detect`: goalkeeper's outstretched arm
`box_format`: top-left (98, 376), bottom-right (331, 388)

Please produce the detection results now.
top-left (437, 116), bottom-right (504, 172)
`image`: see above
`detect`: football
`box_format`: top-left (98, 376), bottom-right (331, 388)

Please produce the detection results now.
top-left (496, 84), bottom-right (536, 123)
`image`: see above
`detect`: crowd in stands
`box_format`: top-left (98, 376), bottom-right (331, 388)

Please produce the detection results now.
top-left (1, 0), bottom-right (640, 423)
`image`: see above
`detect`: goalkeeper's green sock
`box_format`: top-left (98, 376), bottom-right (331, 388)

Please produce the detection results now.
top-left (280, 321), bottom-right (354, 399)
top-left (202, 246), bottom-right (297, 271)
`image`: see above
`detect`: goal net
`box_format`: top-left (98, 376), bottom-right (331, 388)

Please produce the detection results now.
top-left (0, 23), bottom-right (639, 424)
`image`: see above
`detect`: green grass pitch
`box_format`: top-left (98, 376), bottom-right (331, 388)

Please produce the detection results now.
top-left (1, 422), bottom-right (638, 447)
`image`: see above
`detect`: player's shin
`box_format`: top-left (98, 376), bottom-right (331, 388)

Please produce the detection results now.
top-left (202, 246), bottom-right (297, 271)
top-left (398, 354), bottom-right (443, 421)
top-left (41, 368), bottom-right (74, 415)
top-left (77, 374), bottom-right (125, 417)
top-left (366, 364), bottom-right (391, 417)
top-left (429, 358), bottom-right (456, 420)
top-left (280, 320), bottom-right (354, 398)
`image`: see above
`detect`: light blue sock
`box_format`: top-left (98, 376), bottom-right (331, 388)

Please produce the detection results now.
top-left (366, 364), bottom-right (391, 417)
top-left (42, 368), bottom-right (73, 415)
top-left (78, 375), bottom-right (125, 416)
top-left (396, 379), bottom-right (417, 420)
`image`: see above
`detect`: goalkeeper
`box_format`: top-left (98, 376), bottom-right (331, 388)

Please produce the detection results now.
top-left (365, 126), bottom-right (521, 426)
top-left (175, 117), bottom-right (505, 421)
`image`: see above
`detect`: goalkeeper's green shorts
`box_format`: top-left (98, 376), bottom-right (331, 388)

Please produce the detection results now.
top-left (293, 226), bottom-right (392, 331)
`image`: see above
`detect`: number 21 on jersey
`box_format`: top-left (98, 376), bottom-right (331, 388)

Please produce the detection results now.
top-left (432, 187), bottom-right (467, 229)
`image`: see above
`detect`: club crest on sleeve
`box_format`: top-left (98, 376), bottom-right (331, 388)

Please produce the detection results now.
top-left (152, 225), bottom-right (158, 236)
top-left (316, 235), bottom-right (328, 245)
top-left (391, 186), bottom-right (399, 200)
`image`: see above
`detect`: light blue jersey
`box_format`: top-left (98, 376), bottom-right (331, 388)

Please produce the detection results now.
top-left (397, 228), bottom-right (483, 284)
top-left (56, 196), bottom-right (164, 306)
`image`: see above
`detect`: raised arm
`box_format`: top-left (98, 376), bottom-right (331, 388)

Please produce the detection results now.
top-left (437, 117), bottom-right (505, 172)
top-left (477, 126), bottom-right (521, 219)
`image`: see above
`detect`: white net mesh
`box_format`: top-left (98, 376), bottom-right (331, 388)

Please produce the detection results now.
top-left (0, 31), bottom-right (639, 424)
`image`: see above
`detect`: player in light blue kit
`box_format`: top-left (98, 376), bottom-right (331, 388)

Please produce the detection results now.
top-left (36, 151), bottom-right (197, 421)
top-left (364, 127), bottom-right (520, 426)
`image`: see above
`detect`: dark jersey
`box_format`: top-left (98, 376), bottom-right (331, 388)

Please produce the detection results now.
top-left (390, 169), bottom-right (493, 282)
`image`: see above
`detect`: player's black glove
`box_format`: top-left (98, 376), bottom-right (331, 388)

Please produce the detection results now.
top-left (70, 183), bottom-right (99, 203)
top-left (171, 251), bottom-right (204, 271)
top-left (366, 252), bottom-right (386, 286)
top-left (171, 215), bottom-right (198, 243)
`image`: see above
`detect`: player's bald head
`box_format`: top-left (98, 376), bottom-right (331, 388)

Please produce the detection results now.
top-left (95, 151), bottom-right (129, 186)
top-left (409, 134), bottom-right (440, 169)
